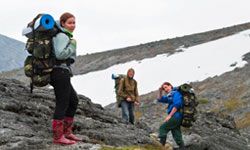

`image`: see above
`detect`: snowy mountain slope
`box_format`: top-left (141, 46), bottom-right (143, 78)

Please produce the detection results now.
top-left (1, 22), bottom-right (250, 84)
top-left (73, 22), bottom-right (250, 75)
top-left (72, 30), bottom-right (250, 106)
top-left (0, 34), bottom-right (26, 72)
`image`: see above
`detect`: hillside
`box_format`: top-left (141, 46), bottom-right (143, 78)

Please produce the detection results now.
top-left (70, 28), bottom-right (250, 106)
top-left (1, 22), bottom-right (250, 149)
top-left (0, 78), bottom-right (154, 149)
top-left (72, 22), bottom-right (250, 75)
top-left (1, 22), bottom-right (250, 83)
top-left (106, 52), bottom-right (250, 148)
top-left (1, 78), bottom-right (249, 150)
top-left (0, 34), bottom-right (26, 72)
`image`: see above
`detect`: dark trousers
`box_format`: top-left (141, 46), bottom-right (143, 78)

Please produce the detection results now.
top-left (159, 117), bottom-right (184, 146)
top-left (50, 68), bottom-right (79, 120)
top-left (121, 100), bottom-right (134, 124)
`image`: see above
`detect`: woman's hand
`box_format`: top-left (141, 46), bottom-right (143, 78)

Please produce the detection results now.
top-left (164, 115), bottom-right (172, 122)
top-left (134, 101), bottom-right (140, 106)
top-left (126, 97), bottom-right (132, 102)
top-left (157, 87), bottom-right (163, 100)
top-left (159, 86), bottom-right (163, 91)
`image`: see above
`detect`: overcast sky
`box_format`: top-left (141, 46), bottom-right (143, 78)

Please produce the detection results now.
top-left (1, 0), bottom-right (250, 55)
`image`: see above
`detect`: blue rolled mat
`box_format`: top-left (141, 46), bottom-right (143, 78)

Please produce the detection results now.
top-left (34, 14), bottom-right (55, 31)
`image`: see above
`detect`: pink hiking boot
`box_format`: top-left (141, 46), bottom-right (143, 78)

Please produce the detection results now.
top-left (64, 117), bottom-right (81, 141)
top-left (52, 119), bottom-right (76, 145)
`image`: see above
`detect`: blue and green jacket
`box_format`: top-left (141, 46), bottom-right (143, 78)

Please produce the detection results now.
top-left (157, 88), bottom-right (183, 120)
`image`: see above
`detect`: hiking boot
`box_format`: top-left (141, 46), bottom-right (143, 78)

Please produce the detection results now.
top-left (173, 143), bottom-right (185, 150)
top-left (178, 142), bottom-right (185, 150)
top-left (64, 117), bottom-right (81, 141)
top-left (52, 119), bottom-right (76, 145)
top-left (159, 137), bottom-right (166, 146)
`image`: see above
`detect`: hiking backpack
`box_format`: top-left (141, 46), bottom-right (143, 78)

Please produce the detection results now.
top-left (112, 74), bottom-right (126, 107)
top-left (178, 83), bottom-right (198, 128)
top-left (23, 14), bottom-right (59, 93)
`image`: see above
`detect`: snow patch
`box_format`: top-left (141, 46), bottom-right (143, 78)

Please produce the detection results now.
top-left (72, 30), bottom-right (250, 106)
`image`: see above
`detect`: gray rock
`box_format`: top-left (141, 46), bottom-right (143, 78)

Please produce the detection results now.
top-left (0, 78), bottom-right (153, 149)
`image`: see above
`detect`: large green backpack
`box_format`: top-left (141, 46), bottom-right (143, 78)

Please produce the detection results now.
top-left (112, 74), bottom-right (126, 107)
top-left (23, 14), bottom-right (59, 93)
top-left (178, 83), bottom-right (199, 128)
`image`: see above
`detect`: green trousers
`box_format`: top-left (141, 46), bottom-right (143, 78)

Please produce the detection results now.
top-left (158, 117), bottom-right (184, 146)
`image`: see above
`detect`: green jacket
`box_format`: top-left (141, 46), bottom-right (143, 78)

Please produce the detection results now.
top-left (118, 76), bottom-right (139, 103)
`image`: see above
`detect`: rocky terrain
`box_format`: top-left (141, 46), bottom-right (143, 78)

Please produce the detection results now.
top-left (192, 52), bottom-right (250, 142)
top-left (1, 78), bottom-right (249, 150)
top-left (0, 78), bottom-right (154, 150)
top-left (1, 22), bottom-right (250, 84)
top-left (106, 52), bottom-right (250, 149)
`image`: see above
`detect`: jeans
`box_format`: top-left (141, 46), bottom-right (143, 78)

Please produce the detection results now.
top-left (121, 100), bottom-right (135, 124)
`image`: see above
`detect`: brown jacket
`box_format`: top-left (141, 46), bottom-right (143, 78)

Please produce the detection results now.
top-left (118, 76), bottom-right (139, 102)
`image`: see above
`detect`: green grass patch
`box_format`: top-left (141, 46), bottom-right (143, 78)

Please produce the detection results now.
top-left (135, 110), bottom-right (143, 120)
top-left (101, 144), bottom-right (164, 150)
top-left (198, 98), bottom-right (209, 104)
top-left (223, 99), bottom-right (242, 112)
top-left (236, 112), bottom-right (250, 129)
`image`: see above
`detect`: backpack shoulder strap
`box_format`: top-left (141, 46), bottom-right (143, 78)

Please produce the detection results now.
top-left (28, 14), bottom-right (43, 28)
top-left (120, 77), bottom-right (125, 86)
top-left (134, 79), bottom-right (137, 85)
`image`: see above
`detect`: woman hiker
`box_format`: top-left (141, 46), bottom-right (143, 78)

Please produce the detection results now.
top-left (50, 12), bottom-right (81, 145)
top-left (157, 82), bottom-right (184, 148)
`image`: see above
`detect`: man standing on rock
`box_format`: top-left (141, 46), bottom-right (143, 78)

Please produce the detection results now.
top-left (118, 68), bottom-right (140, 124)
top-left (157, 82), bottom-right (184, 148)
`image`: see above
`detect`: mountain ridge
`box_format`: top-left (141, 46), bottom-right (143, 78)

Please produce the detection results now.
top-left (0, 34), bottom-right (26, 72)
top-left (1, 22), bottom-right (250, 83)
top-left (72, 22), bottom-right (250, 75)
